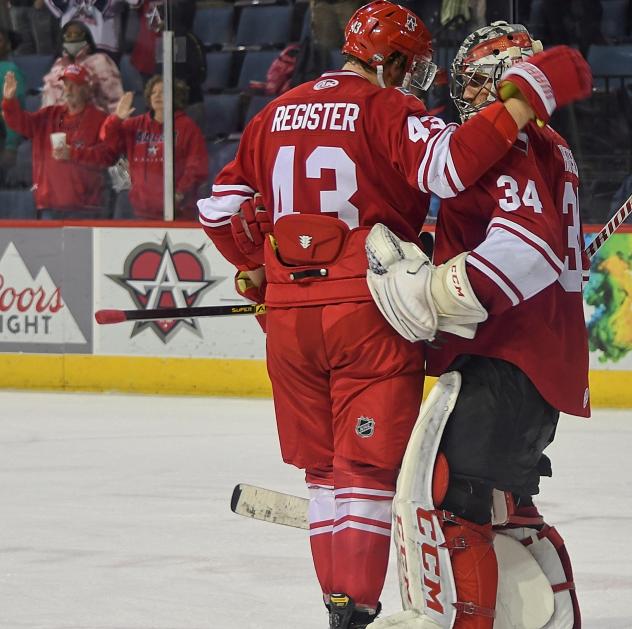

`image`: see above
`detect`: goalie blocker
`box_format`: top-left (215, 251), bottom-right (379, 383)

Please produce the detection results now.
top-left (374, 369), bottom-right (579, 629)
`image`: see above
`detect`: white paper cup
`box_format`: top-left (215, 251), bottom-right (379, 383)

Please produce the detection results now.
top-left (50, 132), bottom-right (67, 149)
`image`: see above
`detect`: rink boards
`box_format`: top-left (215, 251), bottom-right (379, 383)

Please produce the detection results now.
top-left (0, 222), bottom-right (630, 407)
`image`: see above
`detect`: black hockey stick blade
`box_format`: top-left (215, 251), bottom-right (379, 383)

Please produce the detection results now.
top-left (95, 303), bottom-right (266, 324)
top-left (230, 483), bottom-right (309, 530)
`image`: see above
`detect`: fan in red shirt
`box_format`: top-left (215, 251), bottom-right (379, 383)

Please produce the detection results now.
top-left (197, 2), bottom-right (592, 627)
top-left (58, 76), bottom-right (208, 220)
top-left (2, 64), bottom-right (110, 219)
top-left (366, 21), bottom-right (590, 629)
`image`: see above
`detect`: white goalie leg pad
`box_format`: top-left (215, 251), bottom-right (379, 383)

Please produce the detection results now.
top-left (390, 372), bottom-right (461, 628)
top-left (497, 526), bottom-right (576, 629)
top-left (493, 533), bottom-right (554, 629)
top-left (372, 610), bottom-right (444, 629)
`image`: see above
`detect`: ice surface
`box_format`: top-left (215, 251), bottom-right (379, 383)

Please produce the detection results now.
top-left (0, 392), bottom-right (631, 628)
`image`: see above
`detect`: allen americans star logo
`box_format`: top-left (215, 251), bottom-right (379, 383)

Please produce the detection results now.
top-left (109, 235), bottom-right (219, 342)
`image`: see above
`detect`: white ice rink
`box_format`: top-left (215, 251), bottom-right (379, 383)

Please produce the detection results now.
top-left (1, 391), bottom-right (631, 628)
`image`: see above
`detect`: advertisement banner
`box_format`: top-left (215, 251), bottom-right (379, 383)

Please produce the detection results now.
top-left (0, 229), bottom-right (93, 353)
top-left (584, 233), bottom-right (632, 369)
top-left (93, 227), bottom-right (266, 359)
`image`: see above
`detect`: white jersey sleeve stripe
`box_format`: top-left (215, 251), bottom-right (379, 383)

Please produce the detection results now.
top-left (467, 252), bottom-right (521, 306)
top-left (502, 65), bottom-right (556, 117)
top-left (212, 183), bottom-right (255, 194)
top-left (474, 225), bottom-right (560, 300)
top-left (418, 124), bottom-right (460, 198)
top-left (488, 217), bottom-right (564, 272)
top-left (446, 143), bottom-right (465, 193)
top-left (197, 194), bottom-right (250, 227)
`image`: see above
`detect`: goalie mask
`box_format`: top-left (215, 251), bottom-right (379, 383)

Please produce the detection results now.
top-left (343, 1), bottom-right (437, 91)
top-left (450, 20), bottom-right (543, 121)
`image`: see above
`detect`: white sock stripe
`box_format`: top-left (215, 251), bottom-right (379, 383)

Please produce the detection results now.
top-left (333, 520), bottom-right (392, 537)
top-left (309, 523), bottom-right (334, 536)
top-left (336, 499), bottom-right (392, 525)
top-left (334, 487), bottom-right (395, 498)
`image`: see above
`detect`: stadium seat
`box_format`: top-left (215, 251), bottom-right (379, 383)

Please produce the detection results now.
top-left (0, 189), bottom-right (36, 219)
top-left (15, 140), bottom-right (33, 187)
top-left (119, 54), bottom-right (144, 93)
top-left (234, 5), bottom-right (293, 48)
top-left (25, 93), bottom-right (41, 112)
top-left (587, 44), bottom-right (632, 89)
top-left (244, 94), bottom-right (275, 126)
top-left (208, 139), bottom-right (240, 184)
top-left (237, 50), bottom-right (279, 90)
top-left (13, 55), bottom-right (53, 93)
top-left (202, 51), bottom-right (235, 91)
top-left (193, 6), bottom-right (235, 49)
top-left (202, 93), bottom-right (243, 139)
top-left (601, 0), bottom-right (629, 43)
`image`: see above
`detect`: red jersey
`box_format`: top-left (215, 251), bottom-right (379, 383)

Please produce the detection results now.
top-left (198, 70), bottom-right (520, 283)
top-left (427, 124), bottom-right (590, 418)
top-left (2, 98), bottom-right (108, 211)
top-left (99, 111), bottom-right (208, 219)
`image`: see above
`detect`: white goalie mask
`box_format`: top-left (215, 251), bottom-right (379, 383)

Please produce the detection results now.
top-left (450, 21), bottom-right (543, 121)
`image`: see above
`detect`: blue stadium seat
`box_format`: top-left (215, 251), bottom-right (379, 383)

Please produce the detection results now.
top-left (194, 6), bottom-right (235, 49)
top-left (13, 55), bottom-right (53, 93)
top-left (237, 50), bottom-right (279, 89)
top-left (15, 140), bottom-right (32, 187)
top-left (0, 189), bottom-right (36, 219)
top-left (202, 51), bottom-right (235, 91)
top-left (25, 93), bottom-right (41, 112)
top-left (328, 49), bottom-right (345, 71)
top-left (587, 44), bottom-right (632, 89)
top-left (119, 55), bottom-right (144, 93)
top-left (208, 139), bottom-right (240, 184)
top-left (235, 5), bottom-right (293, 48)
top-left (202, 93), bottom-right (243, 139)
top-left (244, 94), bottom-right (275, 126)
top-left (601, 0), bottom-right (629, 42)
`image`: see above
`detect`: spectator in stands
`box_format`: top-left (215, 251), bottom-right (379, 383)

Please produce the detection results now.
top-left (0, 28), bottom-right (26, 176)
top-left (8, 0), bottom-right (57, 54)
top-left (43, 0), bottom-right (134, 61)
top-left (41, 20), bottom-right (123, 114)
top-left (130, 0), bottom-right (205, 124)
top-left (60, 76), bottom-right (208, 220)
top-left (2, 65), bottom-right (110, 219)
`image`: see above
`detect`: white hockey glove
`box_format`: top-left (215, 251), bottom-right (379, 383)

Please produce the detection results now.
top-left (365, 224), bottom-right (488, 342)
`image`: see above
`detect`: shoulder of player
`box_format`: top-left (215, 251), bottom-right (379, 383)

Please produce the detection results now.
top-left (368, 85), bottom-right (427, 111)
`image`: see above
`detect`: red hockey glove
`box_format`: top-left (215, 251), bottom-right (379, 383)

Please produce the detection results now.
top-left (230, 194), bottom-right (273, 266)
top-left (498, 45), bottom-right (592, 125)
top-left (235, 270), bottom-right (267, 333)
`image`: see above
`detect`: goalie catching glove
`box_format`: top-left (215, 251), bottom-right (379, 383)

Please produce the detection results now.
top-left (365, 224), bottom-right (487, 342)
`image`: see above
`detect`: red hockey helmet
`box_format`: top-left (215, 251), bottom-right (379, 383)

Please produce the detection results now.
top-left (342, 1), bottom-right (436, 91)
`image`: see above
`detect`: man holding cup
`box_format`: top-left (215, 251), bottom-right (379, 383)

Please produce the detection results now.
top-left (2, 64), bottom-right (110, 219)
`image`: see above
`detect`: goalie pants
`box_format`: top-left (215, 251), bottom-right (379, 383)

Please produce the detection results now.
top-left (440, 355), bottom-right (559, 524)
top-left (266, 300), bottom-right (425, 608)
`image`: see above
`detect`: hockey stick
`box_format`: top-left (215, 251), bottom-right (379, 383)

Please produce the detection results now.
top-left (230, 484), bottom-right (309, 529)
top-left (585, 191), bottom-right (632, 258)
top-left (96, 194), bottom-right (631, 327)
top-left (95, 303), bottom-right (266, 324)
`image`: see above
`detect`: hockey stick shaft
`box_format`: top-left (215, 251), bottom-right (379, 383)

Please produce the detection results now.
top-left (585, 191), bottom-right (632, 259)
top-left (95, 303), bottom-right (266, 324)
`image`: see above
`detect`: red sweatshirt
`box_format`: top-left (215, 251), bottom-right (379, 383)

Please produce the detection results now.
top-left (2, 97), bottom-right (108, 212)
top-left (96, 111), bottom-right (208, 219)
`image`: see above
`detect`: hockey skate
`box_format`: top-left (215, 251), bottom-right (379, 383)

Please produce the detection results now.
top-left (328, 594), bottom-right (381, 629)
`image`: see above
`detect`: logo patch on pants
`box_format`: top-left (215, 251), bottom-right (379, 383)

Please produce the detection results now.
top-left (355, 416), bottom-right (375, 438)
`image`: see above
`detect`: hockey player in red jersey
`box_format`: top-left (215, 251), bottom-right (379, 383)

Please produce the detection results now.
top-left (366, 21), bottom-right (590, 629)
top-left (198, 2), bottom-right (592, 626)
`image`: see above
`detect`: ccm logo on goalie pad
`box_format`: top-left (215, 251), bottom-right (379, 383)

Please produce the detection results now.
top-left (450, 263), bottom-right (465, 298)
top-left (416, 507), bottom-right (445, 615)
